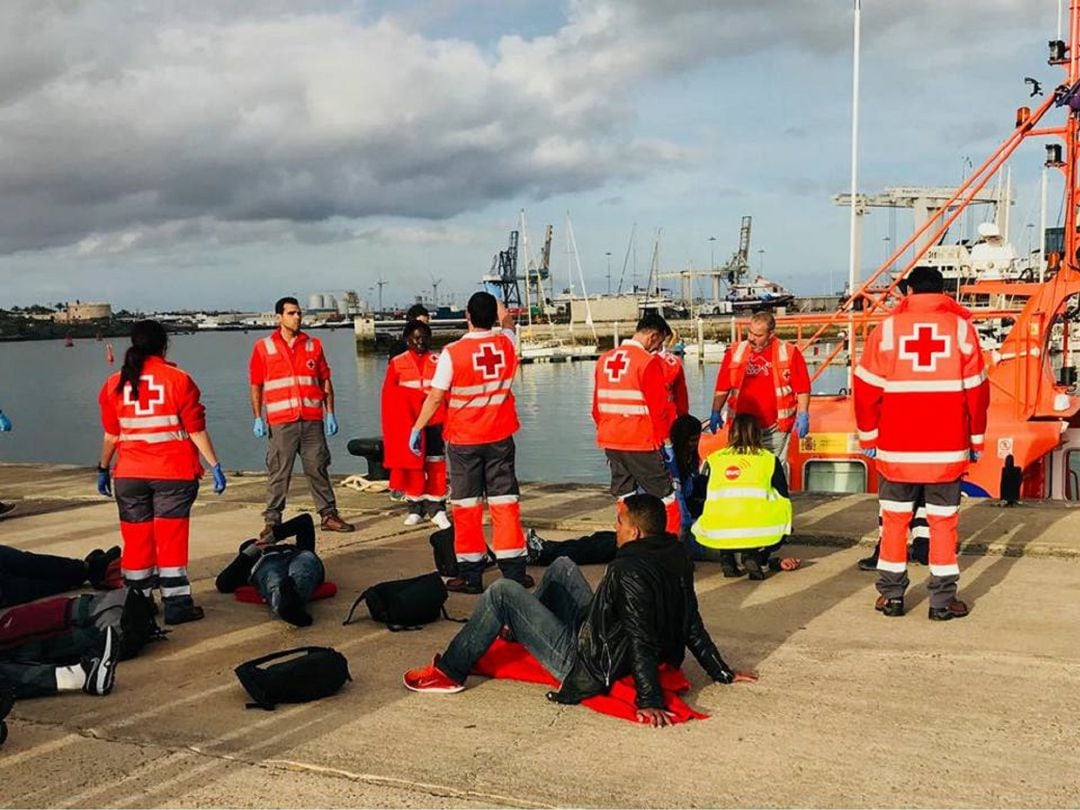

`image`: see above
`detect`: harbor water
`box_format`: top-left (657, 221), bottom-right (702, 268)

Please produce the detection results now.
top-left (0, 331), bottom-right (847, 484)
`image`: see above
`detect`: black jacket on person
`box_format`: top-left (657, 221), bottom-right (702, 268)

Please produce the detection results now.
top-left (214, 514), bottom-right (318, 593)
top-left (549, 534), bottom-right (734, 709)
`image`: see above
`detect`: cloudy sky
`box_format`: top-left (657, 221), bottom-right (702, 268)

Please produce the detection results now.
top-left (0, 0), bottom-right (1064, 312)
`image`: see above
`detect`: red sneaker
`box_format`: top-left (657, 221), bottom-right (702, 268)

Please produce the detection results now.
top-left (403, 657), bottom-right (464, 693)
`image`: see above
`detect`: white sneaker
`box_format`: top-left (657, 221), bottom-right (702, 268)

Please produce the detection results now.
top-left (404, 513), bottom-right (424, 526)
top-left (81, 626), bottom-right (118, 696)
top-left (431, 510), bottom-right (451, 530)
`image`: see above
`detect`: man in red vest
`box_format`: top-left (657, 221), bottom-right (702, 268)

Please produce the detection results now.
top-left (854, 266), bottom-right (989, 620)
top-left (593, 313), bottom-right (681, 534)
top-left (411, 292), bottom-right (529, 594)
top-left (249, 297), bottom-right (354, 537)
top-left (709, 311), bottom-right (811, 467)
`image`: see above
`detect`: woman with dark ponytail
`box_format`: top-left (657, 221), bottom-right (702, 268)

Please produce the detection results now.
top-left (96, 320), bottom-right (227, 624)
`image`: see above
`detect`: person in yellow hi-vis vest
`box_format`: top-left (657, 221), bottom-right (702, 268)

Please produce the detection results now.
top-left (691, 414), bottom-right (800, 580)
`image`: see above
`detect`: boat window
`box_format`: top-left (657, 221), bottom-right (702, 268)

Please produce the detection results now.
top-left (1066, 451), bottom-right (1080, 500)
top-left (803, 461), bottom-right (867, 494)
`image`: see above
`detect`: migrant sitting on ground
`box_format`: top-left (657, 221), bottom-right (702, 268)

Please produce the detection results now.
top-left (404, 493), bottom-right (756, 727)
top-left (215, 514), bottom-right (327, 627)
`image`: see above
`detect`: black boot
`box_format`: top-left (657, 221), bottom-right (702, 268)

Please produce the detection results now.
top-left (497, 556), bottom-right (534, 588)
top-left (446, 560), bottom-right (485, 594)
top-left (163, 595), bottom-right (204, 625)
top-left (857, 541), bottom-right (881, 572)
top-left (719, 553), bottom-right (744, 578)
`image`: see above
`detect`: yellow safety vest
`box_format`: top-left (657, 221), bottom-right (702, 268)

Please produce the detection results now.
top-left (691, 447), bottom-right (792, 550)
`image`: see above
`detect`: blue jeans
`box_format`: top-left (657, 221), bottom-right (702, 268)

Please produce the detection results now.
top-left (438, 558), bottom-right (592, 685)
top-left (251, 551), bottom-right (324, 613)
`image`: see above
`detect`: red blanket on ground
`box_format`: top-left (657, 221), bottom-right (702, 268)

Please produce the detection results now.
top-left (472, 638), bottom-right (708, 724)
top-left (233, 581), bottom-right (338, 604)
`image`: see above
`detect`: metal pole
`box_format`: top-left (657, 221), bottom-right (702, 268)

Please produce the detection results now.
top-left (847, 0), bottom-right (862, 387)
top-left (1040, 163), bottom-right (1049, 283)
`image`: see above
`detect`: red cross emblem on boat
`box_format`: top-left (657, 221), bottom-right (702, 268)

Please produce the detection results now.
top-left (472, 343), bottom-right (506, 380)
top-left (899, 323), bottom-right (951, 372)
top-left (604, 350), bottom-right (630, 382)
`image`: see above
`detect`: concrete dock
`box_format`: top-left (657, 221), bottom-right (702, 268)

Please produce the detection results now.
top-left (1, 462), bottom-right (1079, 808)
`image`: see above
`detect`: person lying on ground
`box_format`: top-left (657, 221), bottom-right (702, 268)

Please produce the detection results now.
top-left (404, 493), bottom-right (756, 727)
top-left (0, 545), bottom-right (122, 608)
top-left (215, 514), bottom-right (326, 627)
top-left (0, 627), bottom-right (119, 700)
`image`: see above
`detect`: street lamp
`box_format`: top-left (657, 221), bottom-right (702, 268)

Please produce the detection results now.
top-left (708, 236), bottom-right (717, 271)
top-left (605, 251), bottom-right (613, 295)
top-left (757, 248), bottom-right (765, 275)
top-left (882, 235), bottom-right (892, 271)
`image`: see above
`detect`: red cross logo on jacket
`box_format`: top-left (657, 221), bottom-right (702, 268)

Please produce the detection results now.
top-left (899, 323), bottom-right (951, 372)
top-left (472, 343), bottom-right (506, 380)
top-left (122, 375), bottom-right (165, 415)
top-left (604, 350), bottom-right (630, 382)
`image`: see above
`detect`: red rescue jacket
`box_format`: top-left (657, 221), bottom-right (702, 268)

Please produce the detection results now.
top-left (99, 356), bottom-right (205, 480)
top-left (854, 293), bottom-right (989, 483)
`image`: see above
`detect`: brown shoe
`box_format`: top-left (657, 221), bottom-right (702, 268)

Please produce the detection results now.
top-left (445, 577), bottom-right (484, 595)
top-left (321, 512), bottom-right (355, 533)
top-left (0, 502), bottom-right (15, 518)
top-left (928, 599), bottom-right (969, 621)
top-left (259, 522), bottom-right (279, 542)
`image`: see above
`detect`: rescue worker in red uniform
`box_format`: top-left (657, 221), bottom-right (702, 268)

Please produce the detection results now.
top-left (411, 292), bottom-right (529, 594)
top-left (96, 320), bottom-right (226, 625)
top-left (854, 266), bottom-right (989, 620)
top-left (710, 311), bottom-right (811, 468)
top-left (658, 332), bottom-right (689, 429)
top-left (249, 297), bottom-right (354, 537)
top-left (592, 313), bottom-right (681, 534)
top-left (380, 320), bottom-right (450, 529)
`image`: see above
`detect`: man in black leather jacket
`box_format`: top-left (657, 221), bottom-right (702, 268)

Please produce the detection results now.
top-left (403, 493), bottom-right (755, 726)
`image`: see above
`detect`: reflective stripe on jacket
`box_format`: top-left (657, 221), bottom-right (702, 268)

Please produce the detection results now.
top-left (727, 339), bottom-right (799, 432)
top-left (691, 447), bottom-right (791, 550)
top-left (253, 333), bottom-right (326, 425)
top-left (593, 341), bottom-right (671, 452)
top-left (441, 333), bottom-right (519, 444)
top-left (853, 293), bottom-right (989, 483)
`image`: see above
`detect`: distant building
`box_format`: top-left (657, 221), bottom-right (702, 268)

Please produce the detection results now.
top-left (309, 294), bottom-right (326, 310)
top-left (60, 302), bottom-right (112, 322)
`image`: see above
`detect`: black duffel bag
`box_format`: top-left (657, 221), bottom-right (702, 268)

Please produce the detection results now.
top-left (234, 646), bottom-right (351, 710)
top-left (343, 571), bottom-right (462, 631)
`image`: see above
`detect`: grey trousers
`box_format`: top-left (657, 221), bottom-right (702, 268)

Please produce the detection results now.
top-left (263, 419), bottom-right (336, 524)
top-left (762, 426), bottom-right (790, 476)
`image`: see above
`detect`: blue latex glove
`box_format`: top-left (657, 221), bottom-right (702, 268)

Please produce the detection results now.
top-left (409, 428), bottom-right (423, 456)
top-left (709, 409), bottom-right (723, 434)
top-left (325, 412), bottom-right (339, 437)
top-left (211, 463), bottom-right (227, 494)
top-left (970, 449), bottom-right (981, 462)
top-left (862, 447), bottom-right (877, 459)
top-left (795, 411), bottom-right (810, 439)
top-left (0, 410), bottom-right (11, 432)
top-left (253, 417), bottom-right (266, 438)
top-left (661, 442), bottom-right (677, 473)
top-left (96, 467), bottom-right (112, 497)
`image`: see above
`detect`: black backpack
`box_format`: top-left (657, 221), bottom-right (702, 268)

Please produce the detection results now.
top-left (234, 646), bottom-right (351, 710)
top-left (343, 572), bottom-right (462, 631)
top-left (75, 588), bottom-right (169, 660)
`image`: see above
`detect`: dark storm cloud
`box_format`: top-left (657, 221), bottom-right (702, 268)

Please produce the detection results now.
top-left (0, 0), bottom-right (1046, 258)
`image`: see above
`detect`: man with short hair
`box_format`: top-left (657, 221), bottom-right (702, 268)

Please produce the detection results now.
top-left (709, 311), bottom-right (811, 465)
top-left (410, 291), bottom-right (528, 593)
top-left (855, 266), bottom-right (989, 620)
top-left (593, 313), bottom-right (681, 534)
top-left (249, 297), bottom-right (354, 536)
top-left (403, 494), bottom-right (755, 725)
top-left (389, 304), bottom-right (431, 359)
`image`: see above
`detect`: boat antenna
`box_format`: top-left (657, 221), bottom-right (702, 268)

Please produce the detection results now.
top-left (615, 222), bottom-right (636, 295)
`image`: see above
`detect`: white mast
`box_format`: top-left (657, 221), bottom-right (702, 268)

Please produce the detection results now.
top-left (846, 0), bottom-right (862, 385)
top-left (567, 213), bottom-right (598, 342)
top-left (519, 210), bottom-right (533, 331)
